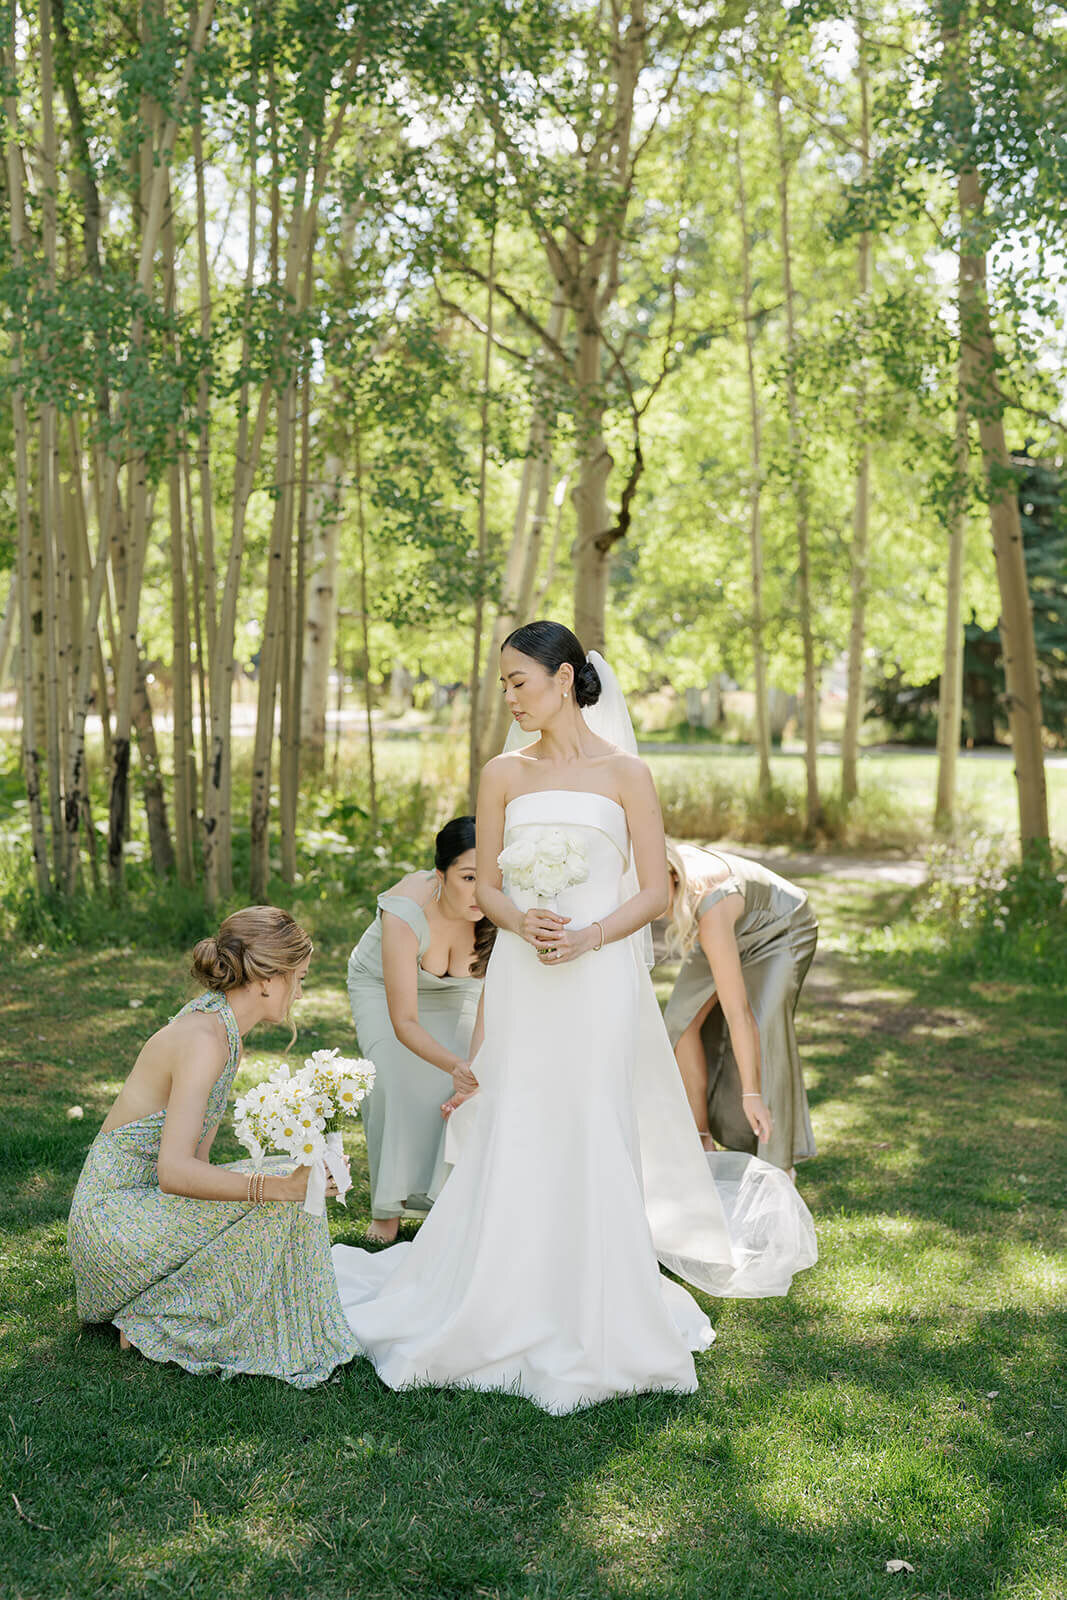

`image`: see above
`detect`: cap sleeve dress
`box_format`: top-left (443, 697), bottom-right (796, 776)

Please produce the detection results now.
top-left (662, 850), bottom-right (818, 1171)
top-left (66, 990), bottom-right (359, 1387)
top-left (347, 880), bottom-right (482, 1220)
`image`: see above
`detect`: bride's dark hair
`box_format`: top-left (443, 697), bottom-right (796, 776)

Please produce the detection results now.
top-left (501, 620), bottom-right (602, 708)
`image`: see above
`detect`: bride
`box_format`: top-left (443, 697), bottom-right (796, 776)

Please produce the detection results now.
top-left (332, 620), bottom-right (816, 1413)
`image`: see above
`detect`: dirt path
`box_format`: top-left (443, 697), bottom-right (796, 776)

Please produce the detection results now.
top-left (696, 842), bottom-right (929, 887)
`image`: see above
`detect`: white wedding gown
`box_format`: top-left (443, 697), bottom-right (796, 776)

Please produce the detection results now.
top-left (332, 789), bottom-right (817, 1414)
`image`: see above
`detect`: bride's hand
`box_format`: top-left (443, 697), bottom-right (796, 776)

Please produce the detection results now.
top-left (520, 908), bottom-right (570, 953)
top-left (537, 924), bottom-right (598, 966)
top-left (742, 1093), bottom-right (773, 1142)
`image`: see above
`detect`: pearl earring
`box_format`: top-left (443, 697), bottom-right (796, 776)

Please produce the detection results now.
top-left (563, 690), bottom-right (570, 700)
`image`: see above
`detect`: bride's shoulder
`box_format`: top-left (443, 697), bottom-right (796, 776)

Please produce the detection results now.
top-left (607, 749), bottom-right (656, 801)
top-left (480, 749), bottom-right (535, 795)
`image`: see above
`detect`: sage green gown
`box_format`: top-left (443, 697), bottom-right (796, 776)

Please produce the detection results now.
top-left (347, 879), bottom-right (482, 1220)
top-left (663, 847), bottom-right (818, 1172)
top-left (67, 990), bottom-right (359, 1388)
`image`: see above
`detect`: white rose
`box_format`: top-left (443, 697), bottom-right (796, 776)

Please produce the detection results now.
top-left (534, 861), bottom-right (571, 897)
top-left (538, 832), bottom-right (568, 864)
top-left (499, 836), bottom-right (536, 869)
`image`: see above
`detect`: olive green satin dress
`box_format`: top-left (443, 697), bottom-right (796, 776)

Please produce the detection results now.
top-left (663, 848), bottom-right (817, 1171)
top-left (347, 880), bottom-right (482, 1220)
top-left (67, 990), bottom-right (359, 1387)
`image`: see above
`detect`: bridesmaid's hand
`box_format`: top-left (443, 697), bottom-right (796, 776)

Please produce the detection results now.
top-left (742, 1094), bottom-right (773, 1143)
top-left (441, 1086), bottom-right (478, 1119)
top-left (450, 1061), bottom-right (479, 1099)
top-left (520, 908), bottom-right (570, 953)
top-left (275, 1166), bottom-right (343, 1203)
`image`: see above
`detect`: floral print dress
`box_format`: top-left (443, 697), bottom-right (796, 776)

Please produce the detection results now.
top-left (67, 990), bottom-right (359, 1388)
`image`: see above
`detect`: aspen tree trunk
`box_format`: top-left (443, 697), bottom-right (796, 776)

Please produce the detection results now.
top-left (3, 18), bottom-right (50, 892)
top-left (0, 579), bottom-right (15, 688)
top-left (354, 421), bottom-right (378, 831)
top-left (182, 448), bottom-right (209, 787)
top-left (169, 442), bottom-right (194, 883)
top-left (248, 112), bottom-right (320, 898)
top-left (841, 10), bottom-right (872, 804)
top-left (958, 166), bottom-right (1048, 848)
top-left (204, 126), bottom-right (260, 906)
top-left (735, 82), bottom-right (772, 799)
top-left (192, 119), bottom-right (216, 667)
top-left (133, 659), bottom-right (175, 876)
top-left (107, 54), bottom-right (154, 894)
top-left (531, 472), bottom-right (571, 614)
top-left (280, 274), bottom-right (314, 882)
top-left (774, 80), bottom-right (823, 838)
top-left (478, 294), bottom-right (566, 758)
top-left (468, 215), bottom-right (497, 809)
top-left (164, 184), bottom-right (195, 884)
top-left (249, 376), bottom-right (296, 901)
top-left (483, 443), bottom-right (557, 759)
top-left (301, 453), bottom-right (343, 771)
top-left (935, 381), bottom-right (969, 831)
top-left (568, 4), bottom-right (645, 650)
top-left (39, 0), bottom-right (68, 884)
top-left (67, 419), bottom-right (112, 765)
top-left (571, 299), bottom-right (613, 655)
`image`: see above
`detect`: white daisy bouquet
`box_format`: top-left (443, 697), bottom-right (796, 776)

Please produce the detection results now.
top-left (233, 1047), bottom-right (375, 1216)
top-left (498, 826), bottom-right (590, 903)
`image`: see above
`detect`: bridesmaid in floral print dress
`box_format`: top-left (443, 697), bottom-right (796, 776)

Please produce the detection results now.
top-left (67, 907), bottom-right (359, 1388)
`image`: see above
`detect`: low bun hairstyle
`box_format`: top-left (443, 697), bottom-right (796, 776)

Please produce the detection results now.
top-left (501, 620), bottom-right (602, 709)
top-left (191, 906), bottom-right (313, 993)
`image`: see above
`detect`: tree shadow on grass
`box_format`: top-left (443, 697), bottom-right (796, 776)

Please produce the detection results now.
top-left (0, 1321), bottom-right (696, 1600)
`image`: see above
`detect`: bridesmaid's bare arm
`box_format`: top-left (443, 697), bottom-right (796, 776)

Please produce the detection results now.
top-left (381, 912), bottom-right (474, 1092)
top-left (697, 900), bottom-right (772, 1141)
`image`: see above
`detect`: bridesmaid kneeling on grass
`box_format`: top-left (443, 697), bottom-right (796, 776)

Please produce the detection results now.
top-left (67, 907), bottom-right (359, 1388)
top-left (347, 816), bottom-right (494, 1244)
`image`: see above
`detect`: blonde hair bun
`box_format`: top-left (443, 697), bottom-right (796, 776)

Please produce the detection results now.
top-left (190, 906), bottom-right (312, 992)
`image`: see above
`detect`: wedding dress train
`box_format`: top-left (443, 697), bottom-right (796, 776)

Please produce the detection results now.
top-left (331, 789), bottom-right (816, 1414)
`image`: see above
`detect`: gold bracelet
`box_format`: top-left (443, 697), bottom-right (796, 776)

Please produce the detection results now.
top-left (246, 1173), bottom-right (254, 1205)
top-left (591, 920), bottom-right (605, 952)
top-left (257, 1171), bottom-right (266, 1204)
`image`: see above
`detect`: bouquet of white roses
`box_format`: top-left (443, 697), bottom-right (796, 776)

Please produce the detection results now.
top-left (497, 826), bottom-right (590, 903)
top-left (233, 1048), bottom-right (376, 1216)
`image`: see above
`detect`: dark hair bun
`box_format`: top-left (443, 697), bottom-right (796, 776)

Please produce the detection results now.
top-left (190, 935), bottom-right (245, 992)
top-left (574, 659), bottom-right (602, 708)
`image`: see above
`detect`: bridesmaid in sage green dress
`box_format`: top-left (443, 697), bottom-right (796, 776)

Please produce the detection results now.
top-left (662, 840), bottom-right (817, 1175)
top-left (68, 906), bottom-right (359, 1388)
top-left (347, 816), bottom-right (492, 1243)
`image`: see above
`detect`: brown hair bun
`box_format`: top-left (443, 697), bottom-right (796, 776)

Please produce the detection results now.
top-left (190, 907), bottom-right (312, 992)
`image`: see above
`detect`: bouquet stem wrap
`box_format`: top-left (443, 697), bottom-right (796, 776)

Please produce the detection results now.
top-left (303, 1130), bottom-right (352, 1217)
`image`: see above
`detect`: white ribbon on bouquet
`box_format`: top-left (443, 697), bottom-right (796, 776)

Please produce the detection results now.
top-left (302, 1130), bottom-right (352, 1217)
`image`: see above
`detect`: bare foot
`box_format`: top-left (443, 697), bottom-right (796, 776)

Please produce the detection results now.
top-left (119, 1329), bottom-right (131, 1351)
top-left (365, 1218), bottom-right (400, 1244)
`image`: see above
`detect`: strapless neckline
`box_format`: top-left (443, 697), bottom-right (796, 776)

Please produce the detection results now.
top-left (505, 788), bottom-right (626, 817)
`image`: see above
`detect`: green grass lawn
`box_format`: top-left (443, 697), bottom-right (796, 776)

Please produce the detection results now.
top-left (1, 873), bottom-right (1065, 1599)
